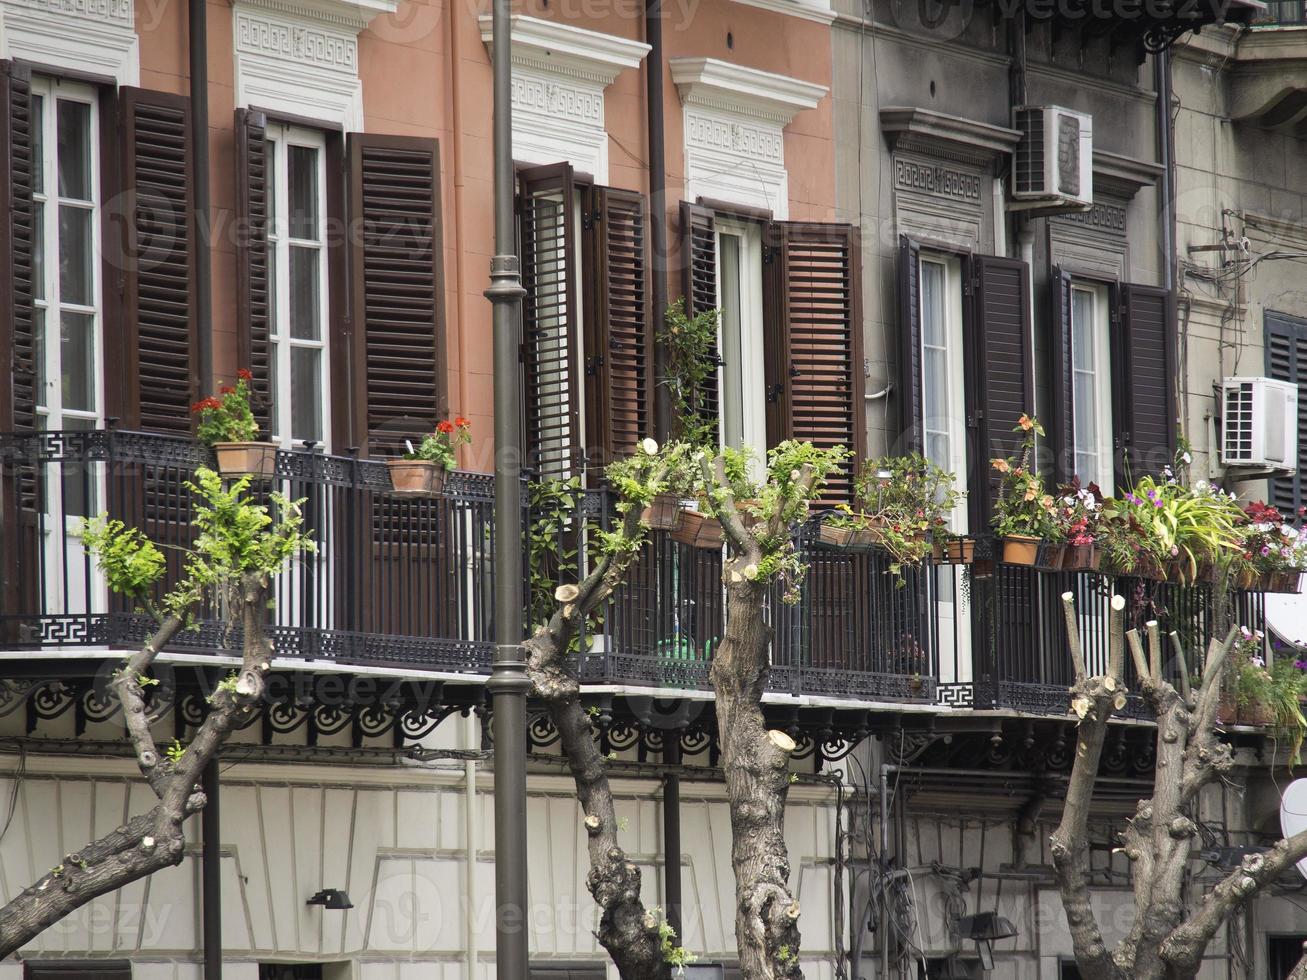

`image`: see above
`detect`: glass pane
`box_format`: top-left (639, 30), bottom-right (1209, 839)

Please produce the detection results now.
top-left (267, 140), bottom-right (278, 235)
top-left (289, 246), bottom-right (320, 340)
top-left (60, 311), bottom-right (95, 413)
top-left (923, 347), bottom-right (948, 424)
top-left (719, 234), bottom-right (743, 450)
top-left (290, 346), bottom-right (322, 443)
top-left (33, 201), bottom-right (44, 300)
top-left (31, 94), bottom-right (44, 196)
top-left (58, 205), bottom-right (92, 306)
top-left (926, 432), bottom-right (950, 474)
top-left (1072, 290), bottom-right (1095, 370)
top-left (288, 145), bottom-right (319, 241)
top-left (56, 100), bottom-right (91, 201)
top-left (59, 415), bottom-right (97, 518)
top-left (920, 262), bottom-right (946, 346)
top-left (34, 307), bottom-right (47, 409)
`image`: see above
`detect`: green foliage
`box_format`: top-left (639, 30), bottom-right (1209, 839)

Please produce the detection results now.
top-left (850, 453), bottom-right (964, 575)
top-left (166, 739), bottom-right (186, 763)
top-left (659, 299), bottom-right (720, 449)
top-left (651, 907), bottom-right (697, 973)
top-left (776, 945), bottom-right (796, 966)
top-left (1102, 476), bottom-right (1242, 578)
top-left (77, 519), bottom-right (166, 602)
top-left (403, 416), bottom-right (471, 470)
top-left (527, 475), bottom-right (585, 629)
top-left (990, 415), bottom-right (1060, 540)
top-left (192, 372), bottom-right (260, 445)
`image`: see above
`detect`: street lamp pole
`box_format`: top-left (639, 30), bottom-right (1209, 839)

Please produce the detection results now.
top-left (484, 0), bottom-right (529, 974)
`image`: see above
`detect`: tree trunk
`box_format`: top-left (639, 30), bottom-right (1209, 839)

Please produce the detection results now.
top-left (711, 576), bottom-right (802, 980)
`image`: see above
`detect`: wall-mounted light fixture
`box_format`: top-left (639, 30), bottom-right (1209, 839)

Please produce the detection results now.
top-left (955, 911), bottom-right (1018, 971)
top-left (306, 889), bottom-right (353, 910)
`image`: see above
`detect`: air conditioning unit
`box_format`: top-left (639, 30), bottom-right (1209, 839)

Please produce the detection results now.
top-left (1220, 376), bottom-right (1298, 470)
top-left (1010, 106), bottom-right (1094, 212)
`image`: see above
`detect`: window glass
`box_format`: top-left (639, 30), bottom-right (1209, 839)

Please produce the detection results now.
top-left (920, 259), bottom-right (952, 474)
top-left (719, 232), bottom-right (744, 450)
top-left (1071, 285), bottom-right (1112, 489)
top-left (56, 100), bottom-right (91, 200)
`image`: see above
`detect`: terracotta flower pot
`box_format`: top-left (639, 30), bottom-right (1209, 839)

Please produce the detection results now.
top-left (1236, 567), bottom-right (1258, 590)
top-left (388, 459), bottom-right (446, 495)
top-left (1002, 535), bottom-right (1041, 566)
top-left (1217, 693), bottom-right (1238, 726)
top-left (672, 509), bottom-right (724, 549)
top-left (1062, 544), bottom-right (1100, 571)
top-left (640, 492), bottom-right (681, 531)
top-left (818, 522), bottom-right (855, 548)
top-left (1038, 542), bottom-right (1066, 570)
top-left (1134, 555), bottom-right (1167, 582)
top-left (1240, 698), bottom-right (1275, 728)
top-left (1271, 570), bottom-right (1304, 594)
top-left (214, 441), bottom-right (278, 478)
top-left (932, 537), bottom-right (974, 565)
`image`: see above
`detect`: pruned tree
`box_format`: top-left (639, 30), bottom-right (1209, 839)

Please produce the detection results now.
top-left (1053, 590), bottom-right (1307, 980)
top-left (0, 468), bottom-right (311, 957)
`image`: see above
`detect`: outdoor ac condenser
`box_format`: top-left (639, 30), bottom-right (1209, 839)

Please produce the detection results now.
top-left (1010, 105), bottom-right (1094, 212)
top-left (1220, 376), bottom-right (1299, 471)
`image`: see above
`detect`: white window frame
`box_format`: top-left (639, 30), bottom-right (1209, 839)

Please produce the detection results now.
top-left (266, 122), bottom-right (331, 450)
top-left (917, 252), bottom-right (968, 534)
top-left (714, 218), bottom-right (766, 466)
top-left (1070, 281), bottom-right (1114, 492)
top-left (31, 75), bottom-right (102, 434)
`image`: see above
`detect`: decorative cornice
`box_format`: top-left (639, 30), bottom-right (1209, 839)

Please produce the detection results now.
top-left (1093, 149), bottom-right (1162, 201)
top-left (478, 15), bottom-right (650, 88)
top-left (670, 57), bottom-right (827, 125)
top-left (880, 106), bottom-right (1020, 169)
top-left (729, 0), bottom-right (836, 25)
top-left (235, 0), bottom-right (398, 31)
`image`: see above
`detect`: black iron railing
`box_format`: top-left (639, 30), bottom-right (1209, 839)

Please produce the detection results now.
top-left (0, 430), bottom-right (1272, 711)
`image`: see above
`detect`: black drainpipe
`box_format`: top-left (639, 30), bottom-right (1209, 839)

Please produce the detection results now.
top-left (1154, 48), bottom-right (1176, 293)
top-left (662, 741), bottom-right (683, 938)
top-left (190, 0), bottom-right (213, 391)
top-left (202, 759), bottom-right (221, 979)
top-left (645, 0), bottom-right (671, 439)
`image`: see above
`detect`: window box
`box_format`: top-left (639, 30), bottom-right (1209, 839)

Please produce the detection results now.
top-left (387, 460), bottom-right (446, 496)
top-left (932, 536), bottom-right (975, 565)
top-left (672, 509), bottom-right (724, 550)
top-left (214, 441), bottom-right (278, 479)
top-left (640, 493), bottom-right (681, 531)
top-left (1061, 543), bottom-right (1100, 571)
top-left (1000, 535), bottom-right (1041, 566)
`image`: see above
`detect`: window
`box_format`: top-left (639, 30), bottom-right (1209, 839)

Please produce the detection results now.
top-left (267, 123), bottom-right (329, 448)
top-left (918, 253), bottom-right (967, 531)
top-left (1071, 282), bottom-right (1113, 490)
top-left (31, 76), bottom-right (100, 438)
top-left (1266, 311), bottom-right (1307, 517)
top-left (715, 219), bottom-right (765, 461)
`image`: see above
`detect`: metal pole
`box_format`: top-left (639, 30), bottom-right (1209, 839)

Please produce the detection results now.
top-left (484, 0), bottom-right (529, 975)
top-left (201, 759), bottom-right (221, 980)
top-left (644, 0), bottom-right (670, 438)
top-left (662, 741), bottom-right (683, 938)
top-left (189, 0), bottom-right (213, 391)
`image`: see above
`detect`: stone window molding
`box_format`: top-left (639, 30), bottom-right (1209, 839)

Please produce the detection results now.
top-left (671, 57), bottom-right (827, 220)
top-left (478, 15), bottom-right (650, 183)
top-left (233, 0), bottom-right (399, 132)
top-left (0, 0), bottom-right (139, 87)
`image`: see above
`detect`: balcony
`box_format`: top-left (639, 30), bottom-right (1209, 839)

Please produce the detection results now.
top-left (0, 430), bottom-right (1268, 719)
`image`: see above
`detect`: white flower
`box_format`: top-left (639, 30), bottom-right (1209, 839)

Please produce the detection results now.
top-left (640, 438), bottom-right (659, 455)
top-left (1182, 452), bottom-right (1192, 464)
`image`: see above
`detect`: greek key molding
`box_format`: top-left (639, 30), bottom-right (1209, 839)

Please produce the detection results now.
top-left (0, 0), bottom-right (139, 86)
top-left (235, 10), bottom-right (359, 72)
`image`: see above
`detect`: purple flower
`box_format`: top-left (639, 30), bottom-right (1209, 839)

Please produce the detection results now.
top-left (1261, 545), bottom-right (1272, 557)
top-left (1296, 660), bottom-right (1307, 670)
top-left (1126, 493), bottom-right (1141, 505)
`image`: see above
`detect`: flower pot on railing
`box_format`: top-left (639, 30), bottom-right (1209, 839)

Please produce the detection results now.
top-left (1218, 692), bottom-right (1238, 726)
top-left (1061, 543), bottom-right (1100, 572)
top-left (932, 536), bottom-right (974, 565)
top-left (640, 492), bottom-right (681, 531)
top-left (1195, 560), bottom-right (1222, 585)
top-left (818, 522), bottom-right (856, 548)
top-left (214, 441), bottom-right (278, 479)
top-left (1269, 569), bottom-right (1304, 594)
top-left (1036, 541), bottom-right (1066, 570)
top-left (1236, 566), bottom-right (1259, 591)
top-left (1001, 535), bottom-right (1041, 566)
top-left (388, 459), bottom-right (446, 496)
top-left (672, 509), bottom-right (724, 550)
top-left (1239, 698), bottom-right (1275, 728)
top-left (1134, 554), bottom-right (1167, 582)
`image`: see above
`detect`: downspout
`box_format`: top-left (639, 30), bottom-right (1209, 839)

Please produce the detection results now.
top-left (189, 0), bottom-right (213, 390)
top-left (447, 0), bottom-right (469, 423)
top-left (879, 765), bottom-right (891, 980)
top-left (465, 716), bottom-right (480, 980)
top-left (645, 0), bottom-right (671, 438)
top-left (662, 741), bottom-right (683, 938)
top-left (1155, 49), bottom-right (1175, 293)
top-left (202, 760), bottom-right (221, 980)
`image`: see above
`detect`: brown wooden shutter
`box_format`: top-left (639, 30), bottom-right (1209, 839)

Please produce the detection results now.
top-left (967, 254), bottom-right (1033, 525)
top-left (762, 221), bottom-right (866, 500)
top-left (234, 107), bottom-right (271, 434)
top-left (119, 88), bottom-right (197, 433)
top-left (1113, 284), bottom-right (1176, 482)
top-left (1266, 312), bottom-right (1307, 517)
top-left (679, 201), bottom-right (719, 431)
top-left (346, 133), bottom-right (447, 456)
top-left (1049, 265), bottom-right (1074, 484)
top-left (519, 162), bottom-right (580, 474)
top-left (582, 185), bottom-right (650, 465)
top-left (0, 61), bottom-right (33, 436)
top-left (896, 235), bottom-right (922, 454)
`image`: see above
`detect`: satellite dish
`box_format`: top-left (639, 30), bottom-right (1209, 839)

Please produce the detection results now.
top-left (1279, 779), bottom-right (1307, 879)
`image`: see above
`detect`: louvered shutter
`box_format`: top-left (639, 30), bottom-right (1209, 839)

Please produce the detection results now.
top-left (347, 133), bottom-right (447, 455)
top-left (0, 62), bottom-right (33, 436)
top-left (762, 221), bottom-right (865, 500)
top-left (120, 88), bottom-right (196, 433)
top-left (583, 185), bottom-right (650, 465)
top-left (519, 163), bottom-right (580, 475)
top-left (234, 108), bottom-right (271, 434)
top-left (679, 202), bottom-right (719, 436)
top-left (897, 235), bottom-right (923, 453)
top-left (967, 254), bottom-right (1033, 525)
top-left (1113, 284), bottom-right (1175, 483)
top-left (1266, 312), bottom-right (1307, 516)
top-left (1049, 265), bottom-right (1074, 484)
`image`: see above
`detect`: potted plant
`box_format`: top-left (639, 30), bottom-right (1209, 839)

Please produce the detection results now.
top-left (1236, 500), bottom-right (1307, 593)
top-left (631, 438), bottom-right (685, 531)
top-left (672, 447), bottom-right (754, 550)
top-left (847, 454), bottom-right (966, 573)
top-left (990, 415), bottom-right (1060, 566)
top-left (1230, 626), bottom-right (1275, 726)
top-left (1054, 480), bottom-right (1104, 571)
top-left (192, 369), bottom-right (277, 478)
top-left (390, 416), bottom-right (470, 495)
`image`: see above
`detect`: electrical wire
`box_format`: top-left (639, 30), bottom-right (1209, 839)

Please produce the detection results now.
top-left (0, 741), bottom-right (26, 845)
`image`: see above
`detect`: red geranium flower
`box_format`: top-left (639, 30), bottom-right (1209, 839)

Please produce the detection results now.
top-left (436, 420), bottom-right (456, 434)
top-left (191, 397), bottom-right (222, 413)
top-left (237, 368), bottom-right (253, 382)
top-left (219, 385), bottom-right (235, 395)
top-left (454, 416), bottom-right (471, 428)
